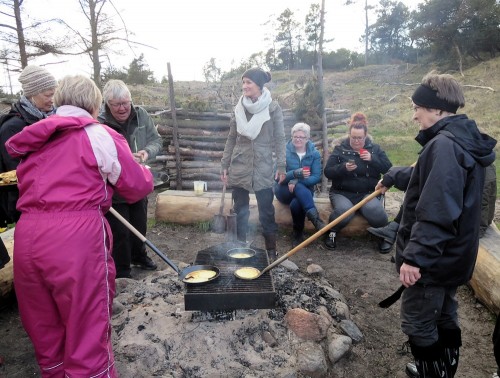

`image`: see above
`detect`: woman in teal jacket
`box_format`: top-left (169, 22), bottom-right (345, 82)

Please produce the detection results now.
top-left (274, 123), bottom-right (325, 247)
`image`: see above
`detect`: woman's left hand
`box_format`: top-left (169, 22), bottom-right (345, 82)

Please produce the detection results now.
top-left (288, 183), bottom-right (295, 193)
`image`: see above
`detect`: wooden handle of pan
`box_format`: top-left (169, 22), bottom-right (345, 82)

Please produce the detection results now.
top-left (108, 207), bottom-right (181, 274)
top-left (109, 207), bottom-right (146, 242)
top-left (261, 189), bottom-right (384, 274)
top-left (219, 183), bottom-right (226, 215)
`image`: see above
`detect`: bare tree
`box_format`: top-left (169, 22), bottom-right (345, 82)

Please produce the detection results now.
top-left (55, 0), bottom-right (155, 88)
top-left (0, 0), bottom-right (71, 72)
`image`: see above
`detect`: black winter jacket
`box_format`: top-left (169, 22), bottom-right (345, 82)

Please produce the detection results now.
top-left (0, 102), bottom-right (45, 223)
top-left (395, 114), bottom-right (497, 286)
top-left (324, 136), bottom-right (392, 197)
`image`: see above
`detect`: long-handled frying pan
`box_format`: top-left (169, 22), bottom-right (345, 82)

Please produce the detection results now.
top-left (234, 189), bottom-right (383, 280)
top-left (109, 207), bottom-right (219, 284)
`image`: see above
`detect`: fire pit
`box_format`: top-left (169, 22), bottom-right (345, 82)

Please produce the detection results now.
top-left (184, 241), bottom-right (276, 311)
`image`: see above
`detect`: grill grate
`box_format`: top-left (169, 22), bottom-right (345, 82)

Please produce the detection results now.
top-left (184, 242), bottom-right (276, 311)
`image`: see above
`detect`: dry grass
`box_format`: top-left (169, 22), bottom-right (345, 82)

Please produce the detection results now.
top-left (133, 59), bottom-right (500, 191)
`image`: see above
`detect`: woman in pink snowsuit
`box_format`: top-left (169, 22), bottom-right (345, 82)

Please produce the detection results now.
top-left (6, 75), bottom-right (154, 378)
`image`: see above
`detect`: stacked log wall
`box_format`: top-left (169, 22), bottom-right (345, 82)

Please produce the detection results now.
top-left (152, 108), bottom-right (350, 191)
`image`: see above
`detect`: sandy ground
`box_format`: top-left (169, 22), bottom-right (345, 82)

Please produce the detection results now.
top-left (0, 191), bottom-right (498, 377)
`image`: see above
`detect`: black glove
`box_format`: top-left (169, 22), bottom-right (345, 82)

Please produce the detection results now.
top-left (293, 168), bottom-right (303, 179)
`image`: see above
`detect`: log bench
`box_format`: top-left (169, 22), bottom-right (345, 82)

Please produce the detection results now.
top-left (154, 190), bottom-right (370, 236)
top-left (469, 224), bottom-right (500, 314)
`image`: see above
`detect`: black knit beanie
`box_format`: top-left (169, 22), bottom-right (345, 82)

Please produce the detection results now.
top-left (411, 84), bottom-right (459, 114)
top-left (241, 68), bottom-right (271, 89)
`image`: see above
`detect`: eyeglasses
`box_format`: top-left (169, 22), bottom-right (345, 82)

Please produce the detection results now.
top-left (108, 101), bottom-right (132, 109)
top-left (350, 136), bottom-right (365, 141)
top-left (292, 136), bottom-right (307, 140)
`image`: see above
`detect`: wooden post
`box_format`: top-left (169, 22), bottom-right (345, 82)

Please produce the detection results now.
top-left (318, 0), bottom-right (329, 194)
top-left (167, 62), bottom-right (182, 190)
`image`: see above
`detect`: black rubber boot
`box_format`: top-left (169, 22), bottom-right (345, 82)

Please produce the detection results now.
top-left (306, 208), bottom-right (326, 231)
top-left (439, 327), bottom-right (461, 377)
top-left (410, 341), bottom-right (449, 378)
top-left (367, 221), bottom-right (399, 243)
top-left (263, 233), bottom-right (277, 262)
top-left (292, 226), bottom-right (304, 248)
top-left (324, 231), bottom-right (336, 250)
top-left (405, 362), bottom-right (419, 378)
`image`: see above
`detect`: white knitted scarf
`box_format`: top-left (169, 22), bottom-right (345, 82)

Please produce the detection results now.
top-left (234, 87), bottom-right (272, 140)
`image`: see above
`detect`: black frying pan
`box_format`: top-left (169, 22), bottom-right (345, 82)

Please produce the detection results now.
top-left (109, 207), bottom-right (219, 284)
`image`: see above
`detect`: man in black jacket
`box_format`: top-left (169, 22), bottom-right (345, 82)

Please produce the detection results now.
top-left (378, 71), bottom-right (496, 378)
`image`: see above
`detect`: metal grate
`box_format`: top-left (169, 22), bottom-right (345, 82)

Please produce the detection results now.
top-left (184, 242), bottom-right (276, 311)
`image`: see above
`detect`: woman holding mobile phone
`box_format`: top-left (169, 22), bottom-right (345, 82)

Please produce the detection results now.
top-left (323, 112), bottom-right (392, 249)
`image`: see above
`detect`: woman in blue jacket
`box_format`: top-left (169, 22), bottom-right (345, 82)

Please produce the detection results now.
top-left (275, 123), bottom-right (325, 247)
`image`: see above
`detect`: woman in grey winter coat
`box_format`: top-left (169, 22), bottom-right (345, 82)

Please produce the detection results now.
top-left (221, 68), bottom-right (286, 259)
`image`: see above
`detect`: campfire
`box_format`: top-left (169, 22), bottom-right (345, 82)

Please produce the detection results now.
top-left (111, 248), bottom-right (362, 377)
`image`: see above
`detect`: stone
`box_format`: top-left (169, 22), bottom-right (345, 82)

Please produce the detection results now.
top-left (306, 263), bottom-right (324, 276)
top-left (335, 301), bottom-right (350, 320)
top-left (339, 319), bottom-right (364, 343)
top-left (262, 331), bottom-right (277, 347)
top-left (327, 332), bottom-right (352, 364)
top-left (284, 308), bottom-right (330, 341)
top-left (296, 341), bottom-right (328, 377)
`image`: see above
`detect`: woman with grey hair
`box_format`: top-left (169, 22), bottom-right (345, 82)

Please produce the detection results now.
top-left (274, 122), bottom-right (325, 247)
top-left (98, 79), bottom-right (162, 278)
top-left (7, 74), bottom-right (153, 377)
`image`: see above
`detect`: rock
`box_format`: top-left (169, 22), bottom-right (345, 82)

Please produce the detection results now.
top-left (339, 319), bottom-right (364, 343)
top-left (306, 263), bottom-right (324, 276)
top-left (284, 308), bottom-right (330, 341)
top-left (327, 331), bottom-right (352, 364)
top-left (335, 301), bottom-right (350, 320)
top-left (281, 259), bottom-right (299, 271)
top-left (296, 341), bottom-right (328, 377)
top-left (262, 330), bottom-right (277, 347)
top-left (112, 301), bottom-right (126, 316)
top-left (317, 305), bottom-right (334, 324)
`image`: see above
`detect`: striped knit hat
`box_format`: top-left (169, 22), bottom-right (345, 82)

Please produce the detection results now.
top-left (18, 65), bottom-right (57, 98)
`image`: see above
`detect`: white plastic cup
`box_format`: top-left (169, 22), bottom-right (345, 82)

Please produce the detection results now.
top-left (193, 181), bottom-right (207, 195)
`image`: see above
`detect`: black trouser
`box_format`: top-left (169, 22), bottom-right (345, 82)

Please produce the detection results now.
top-left (493, 315), bottom-right (500, 374)
top-left (105, 198), bottom-right (148, 277)
top-left (232, 187), bottom-right (277, 241)
top-left (0, 239), bottom-right (10, 269)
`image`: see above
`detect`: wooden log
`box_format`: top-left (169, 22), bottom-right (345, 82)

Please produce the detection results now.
top-left (158, 109), bottom-right (232, 120)
top-left (168, 167), bottom-right (220, 175)
top-left (165, 160), bottom-right (220, 169)
top-left (155, 190), bottom-right (369, 236)
top-left (169, 180), bottom-right (224, 191)
top-left (469, 224), bottom-right (500, 314)
top-left (0, 228), bottom-right (14, 299)
top-left (158, 124), bottom-right (228, 139)
top-left (161, 118), bottom-right (230, 129)
top-left (177, 139), bottom-right (226, 150)
top-left (167, 145), bottom-right (223, 159)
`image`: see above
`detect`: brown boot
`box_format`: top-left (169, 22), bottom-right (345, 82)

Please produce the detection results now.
top-left (263, 233), bottom-right (277, 262)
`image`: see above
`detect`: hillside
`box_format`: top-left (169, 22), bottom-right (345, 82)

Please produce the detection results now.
top-left (132, 60), bottom-right (500, 190)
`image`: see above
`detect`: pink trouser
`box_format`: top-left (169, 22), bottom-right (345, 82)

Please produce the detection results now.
top-left (14, 210), bottom-right (117, 378)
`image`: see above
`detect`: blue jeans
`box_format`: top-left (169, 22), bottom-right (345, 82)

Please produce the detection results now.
top-left (328, 191), bottom-right (387, 231)
top-left (275, 182), bottom-right (315, 231)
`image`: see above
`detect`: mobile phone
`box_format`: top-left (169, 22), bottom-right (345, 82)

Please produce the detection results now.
top-left (348, 159), bottom-right (355, 164)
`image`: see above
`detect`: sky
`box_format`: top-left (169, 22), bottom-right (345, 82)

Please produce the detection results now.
top-left (1, 0), bottom-right (418, 93)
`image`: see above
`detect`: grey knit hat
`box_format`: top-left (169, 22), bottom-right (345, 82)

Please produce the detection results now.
top-left (241, 68), bottom-right (271, 90)
top-left (18, 65), bottom-right (57, 98)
